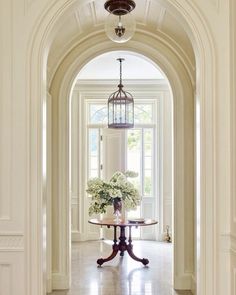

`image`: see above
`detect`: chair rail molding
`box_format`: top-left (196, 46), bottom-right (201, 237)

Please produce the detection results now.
top-left (0, 233), bottom-right (24, 251)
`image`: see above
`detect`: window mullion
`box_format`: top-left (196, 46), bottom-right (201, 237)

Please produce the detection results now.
top-left (141, 128), bottom-right (144, 198)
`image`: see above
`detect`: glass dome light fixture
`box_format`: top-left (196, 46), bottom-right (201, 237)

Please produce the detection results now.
top-left (108, 58), bottom-right (134, 129)
top-left (104, 0), bottom-right (136, 43)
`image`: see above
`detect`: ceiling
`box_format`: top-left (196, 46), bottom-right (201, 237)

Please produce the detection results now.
top-left (77, 51), bottom-right (165, 80)
top-left (48, 0), bottom-right (195, 83)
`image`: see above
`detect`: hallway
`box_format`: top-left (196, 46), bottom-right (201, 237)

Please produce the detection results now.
top-left (50, 241), bottom-right (192, 295)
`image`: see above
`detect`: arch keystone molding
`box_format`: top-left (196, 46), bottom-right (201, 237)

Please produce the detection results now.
top-left (0, 0), bottom-right (233, 295)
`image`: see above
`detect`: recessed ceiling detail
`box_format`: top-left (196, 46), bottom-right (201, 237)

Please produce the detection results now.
top-left (48, 0), bottom-right (195, 83)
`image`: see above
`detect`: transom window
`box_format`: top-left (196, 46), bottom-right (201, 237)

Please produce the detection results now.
top-left (88, 102), bottom-right (155, 125)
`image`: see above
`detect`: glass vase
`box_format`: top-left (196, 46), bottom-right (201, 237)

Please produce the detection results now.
top-left (113, 197), bottom-right (122, 223)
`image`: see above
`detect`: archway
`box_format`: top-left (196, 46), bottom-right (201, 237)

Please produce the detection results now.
top-left (26, 1), bottom-right (216, 295)
top-left (49, 34), bottom-right (193, 292)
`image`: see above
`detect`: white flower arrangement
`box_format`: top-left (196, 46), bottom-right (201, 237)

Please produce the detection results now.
top-left (87, 171), bottom-right (141, 215)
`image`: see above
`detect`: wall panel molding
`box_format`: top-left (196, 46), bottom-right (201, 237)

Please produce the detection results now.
top-left (230, 0), bottom-right (236, 226)
top-left (0, 233), bottom-right (24, 251)
top-left (220, 233), bottom-right (236, 253)
top-left (234, 268), bottom-right (236, 295)
top-left (0, 0), bottom-right (13, 222)
top-left (0, 264), bottom-right (11, 295)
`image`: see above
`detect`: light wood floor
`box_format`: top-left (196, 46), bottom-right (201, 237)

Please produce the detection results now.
top-left (50, 240), bottom-right (192, 295)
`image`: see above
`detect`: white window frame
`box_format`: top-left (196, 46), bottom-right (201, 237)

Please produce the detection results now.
top-left (79, 93), bottom-right (163, 241)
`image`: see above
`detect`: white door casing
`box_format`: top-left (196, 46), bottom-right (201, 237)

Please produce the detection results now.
top-left (74, 93), bottom-right (167, 243)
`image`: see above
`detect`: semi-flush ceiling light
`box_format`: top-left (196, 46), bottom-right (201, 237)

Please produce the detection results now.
top-left (104, 0), bottom-right (136, 43)
top-left (108, 58), bottom-right (134, 128)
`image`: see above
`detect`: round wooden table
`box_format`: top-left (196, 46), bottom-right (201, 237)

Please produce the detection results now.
top-left (88, 218), bottom-right (158, 266)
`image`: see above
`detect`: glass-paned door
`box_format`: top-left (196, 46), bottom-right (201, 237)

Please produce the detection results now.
top-left (86, 101), bottom-right (158, 240)
top-left (126, 128), bottom-right (156, 239)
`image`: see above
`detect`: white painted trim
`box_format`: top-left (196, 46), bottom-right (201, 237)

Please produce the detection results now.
top-left (0, 233), bottom-right (24, 251)
top-left (26, 1), bottom-right (218, 294)
top-left (174, 274), bottom-right (193, 290)
top-left (52, 273), bottom-right (70, 290)
top-left (191, 275), bottom-right (196, 295)
top-left (46, 279), bottom-right (52, 294)
top-left (50, 35), bottom-right (194, 291)
top-left (76, 78), bottom-right (168, 86)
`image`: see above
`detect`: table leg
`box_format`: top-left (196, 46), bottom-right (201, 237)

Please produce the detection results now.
top-left (126, 226), bottom-right (149, 266)
top-left (97, 225), bottom-right (149, 266)
top-left (97, 226), bottom-right (119, 266)
top-left (119, 226), bottom-right (127, 256)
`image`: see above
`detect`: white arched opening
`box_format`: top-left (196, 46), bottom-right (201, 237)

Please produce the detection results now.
top-left (70, 48), bottom-right (173, 266)
top-left (49, 34), bottom-right (194, 291)
top-left (25, 1), bottom-right (216, 295)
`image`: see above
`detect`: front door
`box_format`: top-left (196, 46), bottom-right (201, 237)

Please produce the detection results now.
top-left (85, 101), bottom-right (159, 240)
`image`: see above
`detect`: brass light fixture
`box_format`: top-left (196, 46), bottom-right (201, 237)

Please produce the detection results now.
top-left (108, 58), bottom-right (134, 128)
top-left (104, 0), bottom-right (136, 43)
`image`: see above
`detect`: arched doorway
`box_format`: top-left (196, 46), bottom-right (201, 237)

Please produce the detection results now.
top-left (49, 36), bottom-right (194, 291)
top-left (71, 51), bottom-right (173, 242)
top-left (26, 1), bottom-right (216, 294)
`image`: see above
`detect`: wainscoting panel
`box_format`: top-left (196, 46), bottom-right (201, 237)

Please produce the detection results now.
top-left (0, 252), bottom-right (25, 295)
top-left (0, 233), bottom-right (25, 294)
top-left (0, 264), bottom-right (11, 295)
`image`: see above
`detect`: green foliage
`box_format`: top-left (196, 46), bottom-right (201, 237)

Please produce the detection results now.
top-left (87, 171), bottom-right (141, 215)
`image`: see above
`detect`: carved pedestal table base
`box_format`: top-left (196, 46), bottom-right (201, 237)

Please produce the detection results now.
top-left (88, 218), bottom-right (158, 266)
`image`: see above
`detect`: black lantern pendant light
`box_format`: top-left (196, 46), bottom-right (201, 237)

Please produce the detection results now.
top-left (108, 58), bottom-right (134, 128)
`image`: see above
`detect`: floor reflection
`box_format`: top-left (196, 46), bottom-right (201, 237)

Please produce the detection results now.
top-left (50, 241), bottom-right (192, 295)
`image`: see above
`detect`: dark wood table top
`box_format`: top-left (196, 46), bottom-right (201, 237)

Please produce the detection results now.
top-left (88, 218), bottom-right (158, 227)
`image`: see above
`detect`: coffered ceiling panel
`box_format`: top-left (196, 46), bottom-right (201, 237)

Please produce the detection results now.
top-left (47, 0), bottom-right (195, 83)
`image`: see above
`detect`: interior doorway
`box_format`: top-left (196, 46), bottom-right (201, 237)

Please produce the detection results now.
top-left (70, 50), bottom-right (173, 248)
top-left (48, 39), bottom-right (194, 292)
top-left (26, 0), bottom-right (218, 293)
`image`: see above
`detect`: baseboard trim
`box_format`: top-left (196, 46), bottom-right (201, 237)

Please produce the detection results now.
top-left (191, 274), bottom-right (196, 294)
top-left (46, 278), bottom-right (52, 293)
top-left (71, 232), bottom-right (99, 242)
top-left (174, 273), bottom-right (193, 290)
top-left (71, 231), bottom-right (85, 242)
top-left (52, 273), bottom-right (70, 290)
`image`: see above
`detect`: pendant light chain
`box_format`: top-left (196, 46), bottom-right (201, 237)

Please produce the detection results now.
top-left (117, 58), bottom-right (124, 87)
top-left (120, 59), bottom-right (122, 85)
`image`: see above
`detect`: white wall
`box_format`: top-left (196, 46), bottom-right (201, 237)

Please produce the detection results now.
top-left (230, 0), bottom-right (236, 292)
